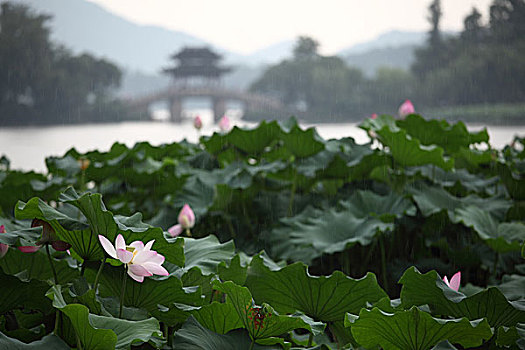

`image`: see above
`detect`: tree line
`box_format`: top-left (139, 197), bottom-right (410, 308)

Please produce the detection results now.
top-left (0, 2), bottom-right (124, 125)
top-left (249, 0), bottom-right (525, 121)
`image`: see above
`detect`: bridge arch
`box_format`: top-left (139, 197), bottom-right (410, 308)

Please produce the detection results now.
top-left (125, 86), bottom-right (289, 123)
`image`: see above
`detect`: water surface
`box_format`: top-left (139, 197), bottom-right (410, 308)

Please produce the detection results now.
top-left (1, 112), bottom-right (523, 172)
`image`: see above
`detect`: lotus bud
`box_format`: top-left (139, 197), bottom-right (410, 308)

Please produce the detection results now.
top-left (31, 219), bottom-right (71, 251)
top-left (179, 204), bottom-right (195, 229)
top-left (218, 115), bottom-right (231, 132)
top-left (168, 204), bottom-right (196, 237)
top-left (0, 225), bottom-right (8, 258)
top-left (398, 99), bottom-right (415, 118)
top-left (78, 158), bottom-right (90, 171)
top-left (32, 219), bottom-right (57, 245)
top-left (194, 115), bottom-right (203, 130)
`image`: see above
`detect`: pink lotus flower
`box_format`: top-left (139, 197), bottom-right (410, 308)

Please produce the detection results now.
top-left (18, 219), bottom-right (71, 253)
top-left (371, 113), bottom-right (378, 119)
top-left (168, 204), bottom-right (195, 237)
top-left (0, 225), bottom-right (8, 258)
top-left (398, 99), bottom-right (415, 118)
top-left (18, 245), bottom-right (41, 253)
top-left (218, 115), bottom-right (231, 132)
top-left (194, 115), bottom-right (203, 130)
top-left (98, 234), bottom-right (168, 282)
top-left (443, 271), bottom-right (461, 291)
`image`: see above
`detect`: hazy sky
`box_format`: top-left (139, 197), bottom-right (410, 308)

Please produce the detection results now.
top-left (87, 0), bottom-right (493, 55)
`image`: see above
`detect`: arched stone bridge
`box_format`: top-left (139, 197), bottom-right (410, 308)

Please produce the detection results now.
top-left (124, 86), bottom-right (289, 122)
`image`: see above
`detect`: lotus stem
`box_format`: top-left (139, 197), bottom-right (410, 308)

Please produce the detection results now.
top-left (80, 170), bottom-right (85, 192)
top-left (342, 250), bottom-right (351, 275)
top-left (362, 240), bottom-right (378, 275)
top-left (241, 197), bottom-right (255, 237)
top-left (53, 310), bottom-right (60, 335)
top-left (226, 216), bottom-right (236, 238)
top-left (379, 236), bottom-right (389, 291)
top-left (167, 325), bottom-right (173, 347)
top-left (287, 171), bottom-right (297, 217)
top-left (45, 244), bottom-right (59, 285)
top-left (493, 252), bottom-right (499, 279)
top-left (76, 331), bottom-right (83, 350)
top-left (307, 332), bottom-right (314, 347)
top-left (119, 267), bottom-right (127, 319)
top-left (93, 258), bottom-right (105, 292)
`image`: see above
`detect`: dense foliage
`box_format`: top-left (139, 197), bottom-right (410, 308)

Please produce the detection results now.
top-left (0, 115), bottom-right (524, 349)
top-left (0, 2), bottom-right (124, 125)
top-left (249, 0), bottom-right (525, 121)
top-left (413, 0), bottom-right (525, 106)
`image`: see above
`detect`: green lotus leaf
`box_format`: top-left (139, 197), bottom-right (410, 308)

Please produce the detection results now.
top-left (182, 235), bottom-right (235, 275)
top-left (171, 175), bottom-right (215, 219)
top-left (0, 269), bottom-right (52, 314)
top-left (192, 301), bottom-right (244, 334)
top-left (95, 265), bottom-right (203, 326)
top-left (0, 247), bottom-right (78, 284)
top-left (396, 114), bottom-right (489, 153)
top-left (346, 306), bottom-right (492, 350)
top-left (409, 182), bottom-right (511, 221)
top-left (455, 205), bottom-right (525, 252)
top-left (496, 323), bottom-right (525, 349)
top-left (173, 316), bottom-right (280, 350)
top-left (399, 267), bottom-right (525, 328)
top-left (60, 187), bottom-right (184, 266)
top-left (48, 285), bottom-right (162, 350)
top-left (245, 255), bottom-right (386, 322)
top-left (218, 254), bottom-right (249, 286)
top-left (213, 280), bottom-right (321, 342)
top-left (0, 332), bottom-right (69, 350)
top-left (341, 190), bottom-right (416, 222)
top-left (269, 201), bottom-right (393, 263)
top-left (405, 165), bottom-right (498, 193)
top-left (359, 114), bottom-right (398, 133)
top-left (376, 125), bottom-right (454, 170)
top-left (497, 162), bottom-right (525, 201)
top-left (497, 274), bottom-right (525, 301)
top-left (280, 124), bottom-right (325, 158)
top-left (14, 197), bottom-right (105, 260)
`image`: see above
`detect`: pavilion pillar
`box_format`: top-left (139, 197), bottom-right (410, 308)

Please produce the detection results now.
top-left (213, 98), bottom-right (226, 122)
top-left (170, 97), bottom-right (183, 123)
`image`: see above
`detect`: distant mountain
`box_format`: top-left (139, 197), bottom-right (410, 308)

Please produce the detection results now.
top-left (336, 30), bottom-right (464, 77)
top-left (243, 40), bottom-right (295, 65)
top-left (10, 0), bottom-right (226, 73)
top-left (338, 30), bottom-right (427, 56)
top-left (343, 44), bottom-right (418, 77)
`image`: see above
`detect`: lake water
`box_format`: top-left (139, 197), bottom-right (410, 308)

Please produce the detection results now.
top-left (1, 110), bottom-right (524, 172)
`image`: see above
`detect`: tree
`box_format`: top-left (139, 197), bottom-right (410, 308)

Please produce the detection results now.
top-left (293, 36), bottom-right (319, 61)
top-left (461, 7), bottom-right (486, 45)
top-left (489, 0), bottom-right (525, 44)
top-left (250, 36), bottom-right (370, 120)
top-left (0, 2), bottom-right (122, 125)
top-left (412, 0), bottom-right (451, 79)
top-left (428, 0), bottom-right (442, 46)
top-left (0, 3), bottom-right (53, 112)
